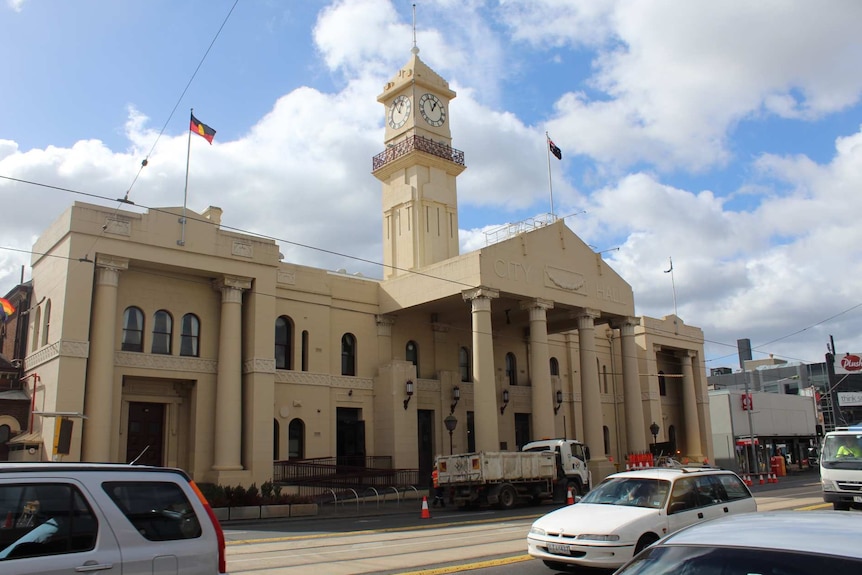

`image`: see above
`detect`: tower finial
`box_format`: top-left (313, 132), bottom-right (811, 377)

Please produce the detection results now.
top-left (411, 3), bottom-right (419, 54)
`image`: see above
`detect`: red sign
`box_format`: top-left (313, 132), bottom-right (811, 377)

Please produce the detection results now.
top-left (741, 393), bottom-right (753, 411)
top-left (840, 354), bottom-right (862, 373)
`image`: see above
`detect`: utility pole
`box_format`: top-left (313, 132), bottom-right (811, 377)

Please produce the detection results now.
top-left (738, 339), bottom-right (756, 475)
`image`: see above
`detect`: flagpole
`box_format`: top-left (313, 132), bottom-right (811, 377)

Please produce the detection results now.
top-left (546, 131), bottom-right (555, 220)
top-left (664, 256), bottom-right (678, 316)
top-left (180, 108), bottom-right (193, 247)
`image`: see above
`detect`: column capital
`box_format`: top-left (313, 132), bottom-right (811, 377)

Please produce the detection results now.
top-left (519, 298), bottom-right (554, 312)
top-left (676, 349), bottom-right (697, 360)
top-left (376, 314), bottom-right (396, 337)
top-left (213, 275), bottom-right (251, 304)
top-left (614, 316), bottom-right (640, 333)
top-left (95, 254), bottom-right (129, 271)
top-left (462, 287), bottom-right (499, 302)
top-left (574, 308), bottom-right (601, 329)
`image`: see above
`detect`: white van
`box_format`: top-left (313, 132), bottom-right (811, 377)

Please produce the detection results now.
top-left (820, 426), bottom-right (862, 510)
top-left (0, 463), bottom-right (227, 574)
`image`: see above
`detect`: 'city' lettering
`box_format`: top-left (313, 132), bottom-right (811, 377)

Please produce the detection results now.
top-left (494, 259), bottom-right (533, 283)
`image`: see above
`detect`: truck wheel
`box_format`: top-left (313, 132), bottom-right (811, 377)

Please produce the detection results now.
top-left (497, 485), bottom-right (517, 510)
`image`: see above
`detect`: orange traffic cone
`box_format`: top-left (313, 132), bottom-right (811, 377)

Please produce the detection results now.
top-left (744, 474), bottom-right (752, 486)
top-left (566, 486), bottom-right (575, 505)
top-left (758, 474), bottom-right (765, 485)
top-left (420, 496), bottom-right (431, 519)
top-left (771, 472), bottom-right (779, 483)
top-left (2, 512), bottom-right (12, 529)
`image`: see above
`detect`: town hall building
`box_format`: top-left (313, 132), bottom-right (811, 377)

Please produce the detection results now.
top-left (4, 45), bottom-right (713, 487)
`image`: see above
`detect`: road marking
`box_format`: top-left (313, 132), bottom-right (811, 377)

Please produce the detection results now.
top-left (392, 555), bottom-right (533, 574)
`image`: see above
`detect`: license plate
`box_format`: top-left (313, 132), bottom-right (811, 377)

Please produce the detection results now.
top-left (854, 496), bottom-right (862, 503)
top-left (547, 543), bottom-right (572, 555)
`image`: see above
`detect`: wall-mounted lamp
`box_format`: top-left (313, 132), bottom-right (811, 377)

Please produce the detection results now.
top-left (500, 389), bottom-right (510, 414)
top-left (450, 385), bottom-right (461, 415)
top-left (403, 380), bottom-right (414, 410)
top-left (554, 390), bottom-right (563, 414)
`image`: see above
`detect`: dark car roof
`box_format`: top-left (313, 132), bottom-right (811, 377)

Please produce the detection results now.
top-left (659, 511), bottom-right (862, 560)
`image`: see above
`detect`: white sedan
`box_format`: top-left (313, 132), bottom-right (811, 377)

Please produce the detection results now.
top-left (527, 466), bottom-right (756, 571)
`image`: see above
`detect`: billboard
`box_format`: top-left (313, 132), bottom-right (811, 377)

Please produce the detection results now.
top-left (837, 391), bottom-right (862, 407)
top-left (834, 353), bottom-right (862, 375)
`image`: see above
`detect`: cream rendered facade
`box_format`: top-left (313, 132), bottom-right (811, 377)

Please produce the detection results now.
top-left (15, 49), bottom-right (713, 486)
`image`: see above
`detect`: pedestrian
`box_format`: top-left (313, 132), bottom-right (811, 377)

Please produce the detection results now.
top-left (432, 465), bottom-right (445, 508)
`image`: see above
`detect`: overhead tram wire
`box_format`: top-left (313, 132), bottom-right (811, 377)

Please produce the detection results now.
top-left (2, 173), bottom-right (857, 366)
top-left (120, 0), bottom-right (240, 204)
top-left (68, 0), bottom-right (240, 263)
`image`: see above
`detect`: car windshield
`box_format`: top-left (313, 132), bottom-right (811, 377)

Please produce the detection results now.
top-left (579, 477), bottom-right (669, 509)
top-left (821, 434), bottom-right (862, 469)
top-left (618, 544), bottom-right (862, 575)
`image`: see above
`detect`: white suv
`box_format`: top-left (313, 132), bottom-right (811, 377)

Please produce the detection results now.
top-left (527, 466), bottom-right (756, 571)
top-left (0, 463), bottom-right (227, 574)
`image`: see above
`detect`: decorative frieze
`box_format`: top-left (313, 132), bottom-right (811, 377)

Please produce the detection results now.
top-left (115, 352), bottom-right (217, 373)
top-left (242, 358), bottom-right (276, 374)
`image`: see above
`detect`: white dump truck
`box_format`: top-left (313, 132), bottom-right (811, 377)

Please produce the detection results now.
top-left (820, 426), bottom-right (862, 510)
top-left (436, 438), bottom-right (591, 509)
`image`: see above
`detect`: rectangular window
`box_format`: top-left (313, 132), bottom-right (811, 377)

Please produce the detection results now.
top-left (0, 483), bottom-right (97, 560)
top-left (102, 481), bottom-right (201, 542)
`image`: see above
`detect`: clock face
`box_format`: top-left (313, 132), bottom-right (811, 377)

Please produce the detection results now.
top-left (419, 93), bottom-right (446, 127)
top-left (388, 95), bottom-right (411, 129)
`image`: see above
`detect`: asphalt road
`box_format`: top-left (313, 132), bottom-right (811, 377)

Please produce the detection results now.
top-left (223, 469), bottom-right (828, 574)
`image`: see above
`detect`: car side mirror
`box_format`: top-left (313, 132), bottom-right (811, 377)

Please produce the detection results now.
top-left (584, 446), bottom-right (591, 461)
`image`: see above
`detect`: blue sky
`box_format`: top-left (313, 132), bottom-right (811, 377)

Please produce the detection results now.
top-left (3, 0), bottom-right (862, 371)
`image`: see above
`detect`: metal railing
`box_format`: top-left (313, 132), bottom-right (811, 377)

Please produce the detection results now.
top-left (273, 457), bottom-right (420, 502)
top-left (372, 135), bottom-right (465, 171)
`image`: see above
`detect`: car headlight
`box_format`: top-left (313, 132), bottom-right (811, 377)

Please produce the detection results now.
top-left (822, 479), bottom-right (838, 491)
top-left (530, 526), bottom-right (546, 536)
top-left (576, 534), bottom-right (621, 542)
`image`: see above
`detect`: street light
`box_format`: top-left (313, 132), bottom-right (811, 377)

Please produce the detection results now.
top-left (650, 421), bottom-right (659, 447)
top-left (444, 414), bottom-right (458, 455)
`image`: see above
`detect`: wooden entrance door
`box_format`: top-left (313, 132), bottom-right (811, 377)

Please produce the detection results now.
top-left (126, 402), bottom-right (165, 466)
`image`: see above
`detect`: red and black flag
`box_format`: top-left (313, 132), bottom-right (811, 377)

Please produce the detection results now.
top-left (548, 137), bottom-right (562, 160)
top-left (190, 113), bottom-right (216, 144)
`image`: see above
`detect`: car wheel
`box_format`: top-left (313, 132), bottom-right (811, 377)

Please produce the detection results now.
top-left (833, 501), bottom-right (851, 511)
top-left (634, 533), bottom-right (660, 555)
top-left (497, 484), bottom-right (517, 509)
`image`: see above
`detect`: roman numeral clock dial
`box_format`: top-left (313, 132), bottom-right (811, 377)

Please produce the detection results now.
top-left (388, 95), bottom-right (411, 129)
top-left (419, 93), bottom-right (446, 127)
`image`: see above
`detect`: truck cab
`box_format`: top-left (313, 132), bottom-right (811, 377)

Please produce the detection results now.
top-left (820, 426), bottom-right (862, 510)
top-left (522, 438), bottom-right (591, 496)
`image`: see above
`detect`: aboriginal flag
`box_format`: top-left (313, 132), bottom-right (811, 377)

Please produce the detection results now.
top-left (548, 137), bottom-right (562, 160)
top-left (190, 113), bottom-right (216, 144)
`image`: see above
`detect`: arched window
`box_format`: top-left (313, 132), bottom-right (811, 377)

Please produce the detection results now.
top-left (459, 346), bottom-right (471, 382)
top-left (31, 307), bottom-right (41, 352)
top-left (152, 310), bottom-right (173, 354)
top-left (603, 425), bottom-right (611, 455)
top-left (301, 330), bottom-right (309, 371)
top-left (658, 371), bottom-right (667, 396)
top-left (550, 357), bottom-right (560, 376)
top-left (41, 299), bottom-right (51, 346)
top-left (289, 418), bottom-right (305, 459)
top-left (275, 316), bottom-right (293, 370)
top-left (406, 340), bottom-right (419, 373)
top-left (273, 419), bottom-right (280, 460)
top-left (341, 333), bottom-right (356, 376)
top-left (122, 307), bottom-right (144, 352)
top-left (505, 352), bottom-right (517, 386)
top-left (179, 313), bottom-right (200, 357)
top-left (668, 425), bottom-right (677, 451)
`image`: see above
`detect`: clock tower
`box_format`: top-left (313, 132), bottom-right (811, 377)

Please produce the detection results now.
top-left (373, 46), bottom-right (465, 280)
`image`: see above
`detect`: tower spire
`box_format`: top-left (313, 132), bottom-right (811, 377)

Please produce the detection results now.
top-left (411, 3), bottom-right (419, 54)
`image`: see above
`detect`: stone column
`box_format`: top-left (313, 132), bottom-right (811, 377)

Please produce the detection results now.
top-left (680, 350), bottom-right (704, 461)
top-left (463, 287), bottom-right (499, 452)
top-left (577, 309), bottom-right (604, 459)
top-left (376, 315), bottom-right (395, 366)
top-left (522, 299), bottom-right (554, 439)
top-left (212, 276), bottom-right (251, 471)
top-left (619, 317), bottom-right (647, 452)
top-left (82, 256), bottom-right (128, 462)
